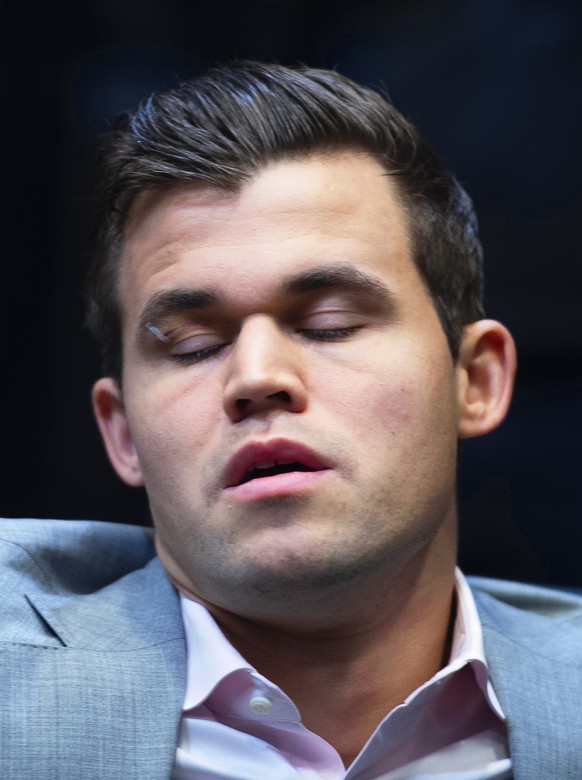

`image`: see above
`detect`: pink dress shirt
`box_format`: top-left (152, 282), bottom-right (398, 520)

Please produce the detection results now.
top-left (173, 570), bottom-right (512, 779)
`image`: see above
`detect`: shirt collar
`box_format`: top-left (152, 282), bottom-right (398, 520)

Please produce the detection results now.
top-left (451, 566), bottom-right (487, 664)
top-left (421, 568), bottom-right (506, 720)
top-left (180, 594), bottom-right (253, 710)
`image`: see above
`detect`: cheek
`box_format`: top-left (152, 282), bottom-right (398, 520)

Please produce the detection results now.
top-left (320, 364), bottom-right (415, 432)
top-left (319, 355), bottom-right (457, 454)
top-left (125, 378), bottom-right (222, 474)
top-left (367, 378), bottom-right (416, 433)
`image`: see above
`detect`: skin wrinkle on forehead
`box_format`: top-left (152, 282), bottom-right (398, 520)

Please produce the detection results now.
top-left (122, 154), bottom-right (408, 261)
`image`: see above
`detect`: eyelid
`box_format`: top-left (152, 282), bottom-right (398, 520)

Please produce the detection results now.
top-left (169, 331), bottom-right (226, 356)
top-left (300, 307), bottom-right (363, 329)
top-left (143, 316), bottom-right (228, 356)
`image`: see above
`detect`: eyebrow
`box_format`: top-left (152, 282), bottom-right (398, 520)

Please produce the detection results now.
top-left (137, 263), bottom-right (396, 340)
top-left (280, 264), bottom-right (395, 308)
top-left (138, 287), bottom-right (221, 335)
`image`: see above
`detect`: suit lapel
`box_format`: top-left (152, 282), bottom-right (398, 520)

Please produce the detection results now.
top-left (21, 557), bottom-right (186, 779)
top-left (474, 587), bottom-right (582, 780)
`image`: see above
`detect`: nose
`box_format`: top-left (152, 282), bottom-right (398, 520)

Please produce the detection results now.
top-left (222, 316), bottom-right (308, 422)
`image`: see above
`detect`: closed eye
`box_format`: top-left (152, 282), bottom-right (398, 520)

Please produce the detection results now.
top-left (170, 343), bottom-right (228, 365)
top-left (301, 326), bottom-right (360, 341)
top-left (171, 326), bottom-right (358, 363)
top-left (298, 306), bottom-right (365, 341)
top-left (163, 326), bottom-right (230, 366)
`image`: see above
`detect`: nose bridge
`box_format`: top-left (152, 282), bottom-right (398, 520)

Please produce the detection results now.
top-left (235, 314), bottom-right (287, 370)
top-left (223, 315), bottom-right (307, 420)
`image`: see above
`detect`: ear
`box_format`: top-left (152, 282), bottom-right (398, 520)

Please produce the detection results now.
top-left (91, 377), bottom-right (144, 486)
top-left (456, 320), bottom-right (516, 439)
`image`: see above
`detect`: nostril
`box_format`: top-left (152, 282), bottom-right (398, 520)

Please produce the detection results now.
top-left (267, 390), bottom-right (292, 403)
top-left (235, 397), bottom-right (251, 414)
top-left (235, 390), bottom-right (291, 415)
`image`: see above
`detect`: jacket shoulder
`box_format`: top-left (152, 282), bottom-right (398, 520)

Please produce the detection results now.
top-left (469, 575), bottom-right (582, 615)
top-left (0, 518), bottom-right (156, 595)
top-left (468, 575), bottom-right (582, 664)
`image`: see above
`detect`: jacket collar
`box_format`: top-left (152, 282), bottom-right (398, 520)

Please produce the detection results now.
top-left (27, 556), bottom-right (184, 650)
top-left (22, 556), bottom-right (186, 779)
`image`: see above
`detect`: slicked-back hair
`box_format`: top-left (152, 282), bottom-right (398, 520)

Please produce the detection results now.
top-left (86, 61), bottom-right (484, 379)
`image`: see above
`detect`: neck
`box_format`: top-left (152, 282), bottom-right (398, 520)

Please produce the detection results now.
top-left (205, 552), bottom-right (457, 767)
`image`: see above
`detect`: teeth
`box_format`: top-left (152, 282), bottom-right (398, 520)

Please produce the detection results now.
top-left (237, 459), bottom-right (313, 486)
top-left (255, 460), bottom-right (276, 469)
top-left (254, 459), bottom-right (295, 470)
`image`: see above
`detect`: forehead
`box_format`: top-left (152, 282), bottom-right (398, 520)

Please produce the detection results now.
top-left (120, 152), bottom-right (417, 311)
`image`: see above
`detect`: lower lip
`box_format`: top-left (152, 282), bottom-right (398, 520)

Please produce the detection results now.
top-left (224, 469), bottom-right (331, 502)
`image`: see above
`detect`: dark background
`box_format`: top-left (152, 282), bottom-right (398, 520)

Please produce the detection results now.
top-left (1, 0), bottom-right (580, 585)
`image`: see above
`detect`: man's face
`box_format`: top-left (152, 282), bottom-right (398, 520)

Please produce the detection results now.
top-left (101, 153), bottom-right (466, 619)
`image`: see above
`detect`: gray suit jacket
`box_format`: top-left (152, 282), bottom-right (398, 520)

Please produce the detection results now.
top-left (1, 518), bottom-right (582, 779)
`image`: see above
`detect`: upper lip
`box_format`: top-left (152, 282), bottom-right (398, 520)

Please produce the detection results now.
top-left (223, 439), bottom-right (331, 488)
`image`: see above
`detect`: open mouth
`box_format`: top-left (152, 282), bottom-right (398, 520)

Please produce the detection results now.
top-left (240, 460), bottom-right (313, 485)
top-left (223, 439), bottom-right (330, 493)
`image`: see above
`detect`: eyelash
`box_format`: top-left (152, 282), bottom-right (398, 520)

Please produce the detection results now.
top-left (171, 344), bottom-right (226, 366)
top-left (301, 326), bottom-right (359, 341)
top-left (169, 326), bottom-right (360, 366)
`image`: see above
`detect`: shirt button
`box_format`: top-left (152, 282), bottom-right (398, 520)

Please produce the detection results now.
top-left (249, 696), bottom-right (272, 715)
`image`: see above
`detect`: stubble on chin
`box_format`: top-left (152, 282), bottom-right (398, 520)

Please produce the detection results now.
top-left (185, 499), bottom-right (431, 623)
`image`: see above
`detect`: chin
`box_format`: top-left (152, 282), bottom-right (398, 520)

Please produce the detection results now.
top-left (207, 545), bottom-right (386, 615)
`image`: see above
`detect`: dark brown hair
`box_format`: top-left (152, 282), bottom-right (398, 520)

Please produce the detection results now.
top-left (87, 61), bottom-right (484, 379)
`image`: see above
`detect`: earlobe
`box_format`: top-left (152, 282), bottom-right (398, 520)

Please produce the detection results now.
top-left (91, 377), bottom-right (144, 487)
top-left (456, 320), bottom-right (517, 440)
